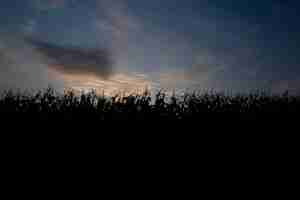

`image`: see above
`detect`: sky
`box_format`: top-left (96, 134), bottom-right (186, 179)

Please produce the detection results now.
top-left (0, 0), bottom-right (300, 95)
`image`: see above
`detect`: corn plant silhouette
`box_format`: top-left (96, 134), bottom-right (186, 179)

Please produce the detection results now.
top-left (1, 87), bottom-right (300, 121)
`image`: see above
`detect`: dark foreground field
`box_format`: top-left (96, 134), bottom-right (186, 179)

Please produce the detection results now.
top-left (1, 88), bottom-right (300, 121)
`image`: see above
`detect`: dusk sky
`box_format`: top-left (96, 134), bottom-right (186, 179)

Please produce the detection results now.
top-left (1, 0), bottom-right (300, 95)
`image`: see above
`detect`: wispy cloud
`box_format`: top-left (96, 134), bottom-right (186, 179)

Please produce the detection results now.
top-left (94, 0), bottom-right (142, 60)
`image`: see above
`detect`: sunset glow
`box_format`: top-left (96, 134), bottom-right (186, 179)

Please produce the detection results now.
top-left (60, 72), bottom-right (154, 96)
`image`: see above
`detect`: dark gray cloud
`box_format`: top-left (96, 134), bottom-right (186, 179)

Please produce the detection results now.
top-left (28, 39), bottom-right (114, 79)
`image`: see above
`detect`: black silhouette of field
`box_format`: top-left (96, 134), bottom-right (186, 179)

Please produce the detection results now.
top-left (1, 88), bottom-right (299, 121)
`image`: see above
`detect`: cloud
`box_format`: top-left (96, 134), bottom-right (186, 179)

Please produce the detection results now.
top-left (93, 1), bottom-right (216, 91)
top-left (0, 34), bottom-right (64, 92)
top-left (0, 34), bottom-right (153, 95)
top-left (93, 0), bottom-right (144, 70)
top-left (28, 39), bottom-right (114, 79)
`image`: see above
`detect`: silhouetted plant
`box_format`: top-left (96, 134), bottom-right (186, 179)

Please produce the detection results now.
top-left (1, 87), bottom-right (300, 120)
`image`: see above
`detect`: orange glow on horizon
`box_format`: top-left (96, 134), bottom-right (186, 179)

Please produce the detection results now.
top-left (48, 67), bottom-right (154, 96)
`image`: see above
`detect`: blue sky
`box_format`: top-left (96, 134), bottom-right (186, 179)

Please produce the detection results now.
top-left (1, 0), bottom-right (300, 93)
